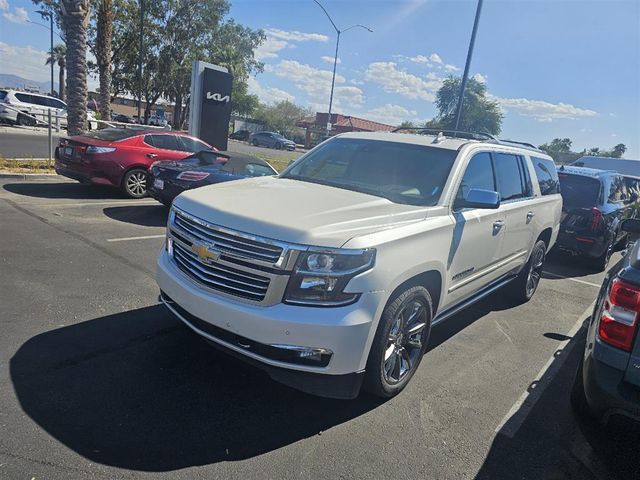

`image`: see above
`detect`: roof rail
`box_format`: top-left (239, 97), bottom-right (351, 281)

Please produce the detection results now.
top-left (391, 127), bottom-right (497, 142)
top-left (498, 139), bottom-right (541, 151)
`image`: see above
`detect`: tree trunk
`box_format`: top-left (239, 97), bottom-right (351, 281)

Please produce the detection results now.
top-left (173, 92), bottom-right (183, 130)
top-left (58, 65), bottom-right (65, 102)
top-left (62, 0), bottom-right (91, 136)
top-left (96, 0), bottom-right (113, 126)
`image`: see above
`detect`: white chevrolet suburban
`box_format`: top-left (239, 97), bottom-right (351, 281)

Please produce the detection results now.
top-left (156, 130), bottom-right (562, 399)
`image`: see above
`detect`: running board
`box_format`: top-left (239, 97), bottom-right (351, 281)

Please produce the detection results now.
top-left (432, 274), bottom-right (517, 326)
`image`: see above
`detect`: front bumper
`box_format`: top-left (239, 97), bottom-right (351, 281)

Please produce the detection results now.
top-left (156, 250), bottom-right (383, 398)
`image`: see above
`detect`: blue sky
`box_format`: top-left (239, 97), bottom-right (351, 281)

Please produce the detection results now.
top-left (1, 0), bottom-right (639, 156)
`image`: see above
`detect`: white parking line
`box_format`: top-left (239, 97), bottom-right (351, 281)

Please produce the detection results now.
top-left (106, 234), bottom-right (165, 242)
top-left (542, 271), bottom-right (601, 288)
top-left (494, 302), bottom-right (594, 438)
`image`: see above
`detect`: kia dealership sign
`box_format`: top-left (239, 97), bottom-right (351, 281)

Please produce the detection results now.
top-left (188, 61), bottom-right (233, 150)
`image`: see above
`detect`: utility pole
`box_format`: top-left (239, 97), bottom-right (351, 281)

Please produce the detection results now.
top-left (454, 0), bottom-right (484, 133)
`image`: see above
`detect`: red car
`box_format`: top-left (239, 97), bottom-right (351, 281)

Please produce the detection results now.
top-left (54, 129), bottom-right (215, 198)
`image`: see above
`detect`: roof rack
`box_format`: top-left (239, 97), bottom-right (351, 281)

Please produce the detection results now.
top-left (391, 127), bottom-right (497, 142)
top-left (498, 139), bottom-right (541, 151)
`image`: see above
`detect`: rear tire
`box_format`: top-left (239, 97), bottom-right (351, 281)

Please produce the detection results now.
top-left (122, 168), bottom-right (148, 198)
top-left (508, 240), bottom-right (546, 303)
top-left (252, 139), bottom-right (259, 147)
top-left (593, 238), bottom-right (613, 272)
top-left (363, 286), bottom-right (432, 398)
top-left (17, 112), bottom-right (35, 127)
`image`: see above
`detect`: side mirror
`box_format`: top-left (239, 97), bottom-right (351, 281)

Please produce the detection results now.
top-left (457, 188), bottom-right (501, 210)
top-left (622, 218), bottom-right (640, 234)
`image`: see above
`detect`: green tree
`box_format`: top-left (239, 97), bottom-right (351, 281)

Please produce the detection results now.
top-left (398, 120), bottom-right (416, 129)
top-left (612, 143), bottom-right (627, 158)
top-left (231, 80), bottom-right (259, 117)
top-left (254, 100), bottom-right (311, 139)
top-left (45, 43), bottom-right (66, 102)
top-left (539, 138), bottom-right (572, 158)
top-left (429, 76), bottom-right (503, 135)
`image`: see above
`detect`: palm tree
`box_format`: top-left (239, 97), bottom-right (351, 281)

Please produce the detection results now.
top-left (60, 0), bottom-right (91, 136)
top-left (45, 44), bottom-right (67, 102)
top-left (96, 0), bottom-right (113, 124)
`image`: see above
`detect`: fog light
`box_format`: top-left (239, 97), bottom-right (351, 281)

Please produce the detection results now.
top-left (270, 344), bottom-right (333, 365)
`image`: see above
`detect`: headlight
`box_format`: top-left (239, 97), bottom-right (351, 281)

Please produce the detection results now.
top-left (284, 248), bottom-right (375, 306)
top-left (86, 146), bottom-right (116, 154)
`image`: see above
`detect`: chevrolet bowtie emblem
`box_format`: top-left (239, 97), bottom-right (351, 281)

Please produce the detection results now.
top-left (191, 243), bottom-right (221, 263)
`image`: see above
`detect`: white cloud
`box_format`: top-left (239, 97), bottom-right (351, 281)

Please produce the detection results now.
top-left (350, 78), bottom-right (364, 85)
top-left (265, 28), bottom-right (329, 43)
top-left (426, 72), bottom-right (439, 80)
top-left (364, 104), bottom-right (419, 126)
top-left (429, 53), bottom-right (443, 64)
top-left (254, 37), bottom-right (288, 60)
top-left (247, 76), bottom-right (295, 105)
top-left (609, 113), bottom-right (617, 117)
top-left (364, 62), bottom-right (441, 102)
top-left (495, 95), bottom-right (597, 122)
top-left (473, 73), bottom-right (487, 84)
top-left (321, 55), bottom-right (341, 65)
top-left (273, 60), bottom-right (364, 109)
top-left (3, 5), bottom-right (29, 24)
top-left (0, 0), bottom-right (9, 12)
top-left (444, 64), bottom-right (460, 72)
top-left (409, 54), bottom-right (429, 64)
top-left (611, 133), bottom-right (618, 137)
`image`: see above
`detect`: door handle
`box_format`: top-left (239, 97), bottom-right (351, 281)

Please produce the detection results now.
top-left (146, 153), bottom-right (158, 159)
top-left (526, 211), bottom-right (535, 223)
top-left (493, 220), bottom-right (504, 230)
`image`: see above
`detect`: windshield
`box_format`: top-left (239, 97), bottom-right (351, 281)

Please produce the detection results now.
top-left (558, 173), bottom-right (601, 208)
top-left (282, 137), bottom-right (457, 206)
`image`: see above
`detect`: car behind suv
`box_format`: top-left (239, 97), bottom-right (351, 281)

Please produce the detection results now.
top-left (250, 131), bottom-right (296, 150)
top-left (156, 131), bottom-right (562, 398)
top-left (571, 218), bottom-right (640, 423)
top-left (556, 166), bottom-right (640, 270)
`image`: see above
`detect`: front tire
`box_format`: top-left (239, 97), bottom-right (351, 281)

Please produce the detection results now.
top-left (509, 240), bottom-right (546, 303)
top-left (364, 286), bottom-right (432, 398)
top-left (17, 112), bottom-right (35, 127)
top-left (122, 168), bottom-right (148, 198)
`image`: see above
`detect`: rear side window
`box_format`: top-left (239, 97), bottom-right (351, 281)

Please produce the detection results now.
top-left (608, 176), bottom-right (627, 203)
top-left (558, 173), bottom-right (601, 208)
top-left (532, 156), bottom-right (560, 195)
top-left (494, 153), bottom-right (527, 201)
top-left (177, 136), bottom-right (211, 153)
top-left (148, 134), bottom-right (179, 151)
top-left (15, 93), bottom-right (34, 104)
top-left (0, 91), bottom-right (7, 100)
top-left (245, 163), bottom-right (276, 176)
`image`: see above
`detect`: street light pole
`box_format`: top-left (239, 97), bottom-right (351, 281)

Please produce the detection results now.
top-left (138, 0), bottom-right (144, 122)
top-left (453, 0), bottom-right (484, 133)
top-left (49, 13), bottom-right (54, 97)
top-left (313, 0), bottom-right (372, 135)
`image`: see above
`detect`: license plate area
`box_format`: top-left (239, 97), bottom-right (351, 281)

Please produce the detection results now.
top-left (63, 146), bottom-right (74, 157)
top-left (154, 179), bottom-right (164, 190)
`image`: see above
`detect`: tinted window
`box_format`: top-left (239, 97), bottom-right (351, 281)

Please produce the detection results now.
top-left (177, 136), bottom-right (211, 153)
top-left (0, 91), bottom-right (7, 100)
top-left (558, 173), bottom-right (601, 208)
top-left (457, 152), bottom-right (495, 202)
top-left (283, 137), bottom-right (457, 206)
top-left (608, 176), bottom-right (626, 202)
top-left (82, 128), bottom-right (142, 141)
top-left (15, 93), bottom-right (33, 104)
top-left (495, 153), bottom-right (526, 201)
top-left (50, 98), bottom-right (66, 109)
top-left (532, 156), bottom-right (560, 195)
top-left (149, 134), bottom-right (179, 151)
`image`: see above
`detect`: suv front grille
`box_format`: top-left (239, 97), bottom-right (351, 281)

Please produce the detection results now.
top-left (173, 209), bottom-right (283, 264)
top-left (172, 239), bottom-right (270, 302)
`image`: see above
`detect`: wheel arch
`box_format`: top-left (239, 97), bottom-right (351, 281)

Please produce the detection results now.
top-left (386, 269), bottom-right (443, 316)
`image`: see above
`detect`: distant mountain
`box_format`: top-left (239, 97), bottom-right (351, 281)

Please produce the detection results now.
top-left (0, 74), bottom-right (58, 93)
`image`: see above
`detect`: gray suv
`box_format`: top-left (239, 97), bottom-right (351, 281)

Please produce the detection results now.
top-left (571, 218), bottom-right (640, 423)
top-left (250, 131), bottom-right (296, 151)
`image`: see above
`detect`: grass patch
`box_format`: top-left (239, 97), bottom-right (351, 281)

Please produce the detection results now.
top-left (0, 158), bottom-right (56, 174)
top-left (250, 151), bottom-right (301, 172)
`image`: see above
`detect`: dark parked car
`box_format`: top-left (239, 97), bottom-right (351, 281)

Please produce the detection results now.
top-left (556, 166), bottom-right (640, 270)
top-left (112, 113), bottom-right (133, 124)
top-left (147, 150), bottom-right (278, 206)
top-left (250, 131), bottom-right (296, 151)
top-left (229, 129), bottom-right (251, 141)
top-left (571, 217), bottom-right (640, 423)
top-left (572, 156), bottom-right (640, 177)
top-left (55, 129), bottom-right (215, 198)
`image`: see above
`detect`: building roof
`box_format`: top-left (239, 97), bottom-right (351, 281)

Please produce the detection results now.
top-left (298, 112), bottom-right (394, 132)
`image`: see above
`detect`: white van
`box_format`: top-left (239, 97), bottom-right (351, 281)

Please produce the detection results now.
top-left (0, 89), bottom-right (97, 129)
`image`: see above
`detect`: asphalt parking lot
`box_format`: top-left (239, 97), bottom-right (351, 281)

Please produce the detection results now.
top-left (1, 177), bottom-right (638, 480)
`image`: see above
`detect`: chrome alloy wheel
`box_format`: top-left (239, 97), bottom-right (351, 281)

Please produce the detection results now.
top-left (383, 300), bottom-right (428, 384)
top-left (127, 171), bottom-right (147, 196)
top-left (526, 246), bottom-right (545, 298)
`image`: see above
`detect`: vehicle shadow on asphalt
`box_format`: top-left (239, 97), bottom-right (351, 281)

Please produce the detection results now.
top-left (9, 305), bottom-right (384, 471)
top-left (543, 249), bottom-right (625, 281)
top-left (474, 325), bottom-right (639, 480)
top-left (103, 204), bottom-right (169, 227)
top-left (3, 182), bottom-right (124, 200)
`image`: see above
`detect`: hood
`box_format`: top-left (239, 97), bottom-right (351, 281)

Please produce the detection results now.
top-left (173, 176), bottom-right (431, 247)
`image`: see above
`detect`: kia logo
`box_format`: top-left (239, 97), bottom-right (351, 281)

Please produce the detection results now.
top-left (206, 92), bottom-right (230, 103)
